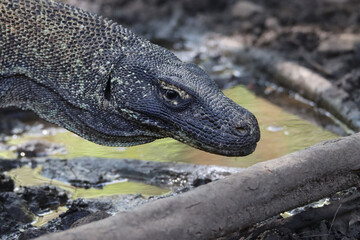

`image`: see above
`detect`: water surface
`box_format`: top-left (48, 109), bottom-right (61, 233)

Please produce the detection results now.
top-left (4, 85), bottom-right (337, 168)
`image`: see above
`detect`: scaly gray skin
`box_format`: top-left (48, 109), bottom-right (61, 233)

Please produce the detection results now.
top-left (0, 0), bottom-right (260, 156)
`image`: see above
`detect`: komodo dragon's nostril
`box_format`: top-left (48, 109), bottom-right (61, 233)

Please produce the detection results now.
top-left (235, 125), bottom-right (248, 135)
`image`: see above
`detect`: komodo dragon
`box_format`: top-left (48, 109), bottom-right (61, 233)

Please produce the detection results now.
top-left (0, 0), bottom-right (260, 156)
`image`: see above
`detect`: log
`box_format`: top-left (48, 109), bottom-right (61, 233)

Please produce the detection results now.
top-left (236, 48), bottom-right (360, 132)
top-left (35, 133), bottom-right (360, 240)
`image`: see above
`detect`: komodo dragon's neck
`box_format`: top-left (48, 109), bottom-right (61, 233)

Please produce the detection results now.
top-left (0, 0), bottom-right (142, 108)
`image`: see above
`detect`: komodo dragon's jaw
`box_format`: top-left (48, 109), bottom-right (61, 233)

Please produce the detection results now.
top-left (0, 0), bottom-right (260, 157)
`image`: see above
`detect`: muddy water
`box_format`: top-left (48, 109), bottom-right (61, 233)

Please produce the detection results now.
top-left (6, 165), bottom-right (171, 226)
top-left (1, 84), bottom-right (338, 229)
top-left (7, 165), bottom-right (170, 198)
top-left (3, 85), bottom-right (337, 168)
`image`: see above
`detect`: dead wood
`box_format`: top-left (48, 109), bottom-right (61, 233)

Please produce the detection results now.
top-left (35, 133), bottom-right (360, 240)
top-left (236, 48), bottom-right (360, 132)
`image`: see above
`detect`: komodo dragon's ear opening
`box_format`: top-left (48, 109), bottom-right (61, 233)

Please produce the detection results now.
top-left (104, 77), bottom-right (112, 101)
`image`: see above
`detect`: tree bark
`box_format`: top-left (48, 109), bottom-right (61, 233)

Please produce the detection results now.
top-left (35, 133), bottom-right (360, 240)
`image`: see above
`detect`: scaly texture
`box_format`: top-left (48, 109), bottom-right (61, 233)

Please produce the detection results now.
top-left (0, 0), bottom-right (260, 156)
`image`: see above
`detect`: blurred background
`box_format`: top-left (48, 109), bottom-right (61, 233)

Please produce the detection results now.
top-left (60, 0), bottom-right (360, 102)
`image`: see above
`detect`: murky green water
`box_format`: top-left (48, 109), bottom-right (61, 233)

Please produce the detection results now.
top-left (2, 85), bottom-right (338, 225)
top-left (7, 165), bottom-right (170, 198)
top-left (3, 85), bottom-right (337, 168)
top-left (6, 165), bottom-right (170, 226)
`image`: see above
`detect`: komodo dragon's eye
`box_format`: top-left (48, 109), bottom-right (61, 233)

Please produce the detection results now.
top-left (158, 80), bottom-right (191, 108)
top-left (165, 90), bottom-right (180, 100)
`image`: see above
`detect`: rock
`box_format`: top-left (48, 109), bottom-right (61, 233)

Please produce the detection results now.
top-left (318, 33), bottom-right (360, 53)
top-left (19, 186), bottom-right (68, 215)
top-left (59, 199), bottom-right (104, 230)
top-left (60, 210), bottom-right (91, 230)
top-left (70, 211), bottom-right (111, 228)
top-left (0, 159), bottom-right (22, 171)
top-left (18, 228), bottom-right (51, 240)
top-left (16, 140), bottom-right (67, 159)
top-left (336, 69), bottom-right (360, 106)
top-left (0, 192), bottom-right (34, 224)
top-left (183, 0), bottom-right (230, 13)
top-left (337, 69), bottom-right (360, 92)
top-left (0, 173), bottom-right (14, 192)
top-left (0, 185), bottom-right (68, 237)
top-left (40, 157), bottom-right (241, 190)
top-left (0, 210), bottom-right (20, 235)
top-left (231, 1), bottom-right (264, 19)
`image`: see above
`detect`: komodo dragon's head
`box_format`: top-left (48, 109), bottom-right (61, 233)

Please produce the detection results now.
top-left (101, 43), bottom-right (260, 157)
top-left (0, 0), bottom-right (259, 156)
top-left (0, 0), bottom-right (259, 157)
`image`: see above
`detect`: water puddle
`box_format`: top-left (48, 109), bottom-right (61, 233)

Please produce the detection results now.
top-left (6, 165), bottom-right (170, 227)
top-left (1, 84), bottom-right (337, 228)
top-left (6, 165), bottom-right (170, 198)
top-left (73, 181), bottom-right (170, 199)
top-left (31, 206), bottom-right (68, 227)
top-left (3, 85), bottom-right (337, 168)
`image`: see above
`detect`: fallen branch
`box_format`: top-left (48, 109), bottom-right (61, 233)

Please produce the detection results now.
top-left (236, 48), bottom-right (360, 132)
top-left (35, 133), bottom-right (360, 240)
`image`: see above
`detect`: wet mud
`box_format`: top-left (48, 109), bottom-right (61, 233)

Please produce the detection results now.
top-left (0, 152), bottom-right (239, 239)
